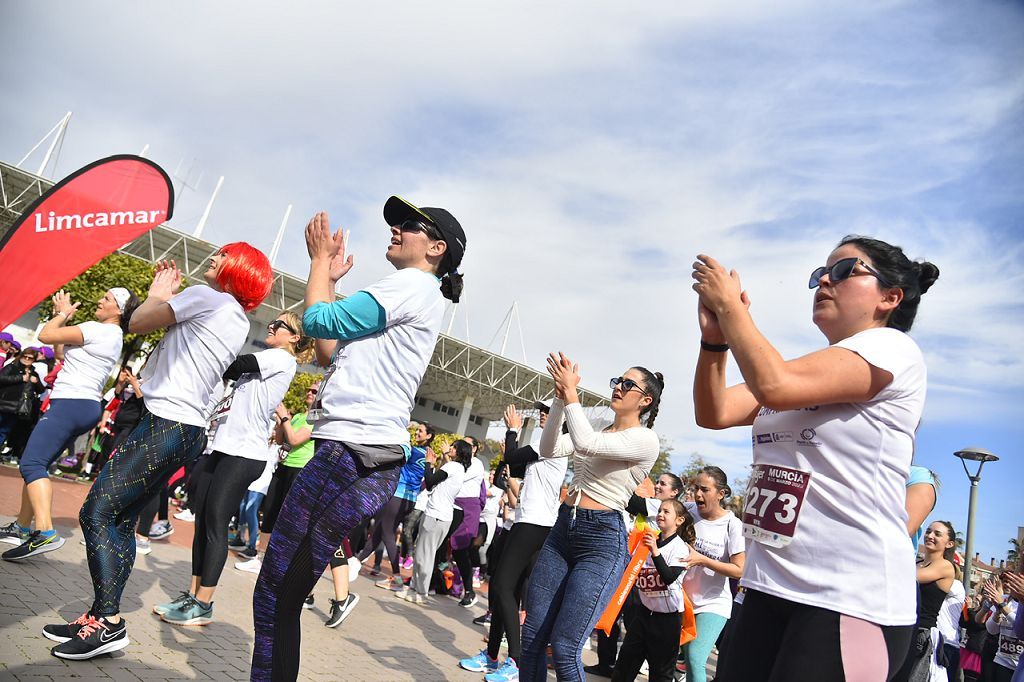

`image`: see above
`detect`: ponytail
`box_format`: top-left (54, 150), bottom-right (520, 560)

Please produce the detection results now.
top-left (631, 367), bottom-right (665, 428)
top-left (440, 269), bottom-right (464, 303)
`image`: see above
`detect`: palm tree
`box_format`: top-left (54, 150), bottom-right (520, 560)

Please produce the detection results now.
top-left (1009, 538), bottom-right (1020, 563)
top-left (955, 531), bottom-right (965, 551)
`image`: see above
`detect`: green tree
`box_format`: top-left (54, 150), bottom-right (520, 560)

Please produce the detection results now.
top-left (648, 438), bottom-right (675, 481)
top-left (281, 372), bottom-right (323, 414)
top-left (37, 253), bottom-right (175, 363)
top-left (1009, 538), bottom-right (1020, 563)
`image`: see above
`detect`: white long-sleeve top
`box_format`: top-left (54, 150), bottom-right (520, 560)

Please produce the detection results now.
top-left (540, 398), bottom-right (659, 511)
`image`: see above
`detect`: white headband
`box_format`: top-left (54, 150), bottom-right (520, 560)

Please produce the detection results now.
top-left (110, 287), bottom-right (131, 313)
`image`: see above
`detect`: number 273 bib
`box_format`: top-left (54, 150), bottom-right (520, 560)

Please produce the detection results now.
top-left (742, 464), bottom-right (811, 548)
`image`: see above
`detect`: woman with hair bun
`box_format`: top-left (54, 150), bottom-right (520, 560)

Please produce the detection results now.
top-left (44, 243), bottom-right (273, 661)
top-left (692, 235), bottom-right (939, 681)
top-left (515, 355), bottom-right (661, 682)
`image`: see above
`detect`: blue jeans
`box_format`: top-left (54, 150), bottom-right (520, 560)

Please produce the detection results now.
top-left (520, 504), bottom-right (628, 681)
top-left (239, 491), bottom-right (264, 550)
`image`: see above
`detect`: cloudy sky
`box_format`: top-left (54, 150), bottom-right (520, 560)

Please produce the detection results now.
top-left (2, 1), bottom-right (1021, 564)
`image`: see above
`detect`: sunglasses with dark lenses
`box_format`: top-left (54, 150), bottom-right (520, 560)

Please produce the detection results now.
top-left (267, 320), bottom-right (298, 335)
top-left (808, 257), bottom-right (892, 289)
top-left (399, 220), bottom-right (443, 241)
top-left (306, 388), bottom-right (318, 395)
top-left (609, 377), bottom-right (648, 395)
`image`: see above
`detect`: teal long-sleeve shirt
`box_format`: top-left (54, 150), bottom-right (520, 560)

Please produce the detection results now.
top-left (302, 291), bottom-right (387, 341)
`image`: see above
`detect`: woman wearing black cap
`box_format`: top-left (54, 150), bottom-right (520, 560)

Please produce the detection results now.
top-left (250, 196), bottom-right (466, 682)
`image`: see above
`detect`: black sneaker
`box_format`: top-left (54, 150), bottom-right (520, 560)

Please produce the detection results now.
top-left (583, 664), bottom-right (614, 678)
top-left (237, 546), bottom-right (258, 560)
top-left (459, 591), bottom-right (478, 608)
top-left (0, 521), bottom-right (27, 545)
top-left (303, 595), bottom-right (315, 609)
top-left (324, 594), bottom-right (360, 628)
top-left (472, 611), bottom-right (492, 626)
top-left (51, 616), bottom-right (129, 660)
top-left (2, 530), bottom-right (65, 562)
top-left (42, 612), bottom-right (94, 643)
top-left (227, 537), bottom-right (247, 551)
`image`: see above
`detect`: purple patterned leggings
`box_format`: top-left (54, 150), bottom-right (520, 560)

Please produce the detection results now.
top-left (250, 440), bottom-right (400, 681)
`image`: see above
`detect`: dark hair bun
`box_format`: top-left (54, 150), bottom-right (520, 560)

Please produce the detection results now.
top-left (441, 271), bottom-right (464, 303)
top-left (654, 371), bottom-right (665, 389)
top-left (916, 261), bottom-right (939, 295)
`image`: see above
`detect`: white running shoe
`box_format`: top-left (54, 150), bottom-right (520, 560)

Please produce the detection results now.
top-left (235, 557), bottom-right (262, 574)
top-left (347, 556), bottom-right (360, 583)
top-left (173, 510), bottom-right (195, 522)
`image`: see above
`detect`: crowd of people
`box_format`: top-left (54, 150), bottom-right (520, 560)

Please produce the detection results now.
top-left (0, 198), bottom-right (1021, 682)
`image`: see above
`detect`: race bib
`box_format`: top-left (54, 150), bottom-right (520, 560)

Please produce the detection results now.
top-left (636, 566), bottom-right (666, 594)
top-left (742, 464), bottom-right (811, 548)
top-left (998, 633), bottom-right (1023, 661)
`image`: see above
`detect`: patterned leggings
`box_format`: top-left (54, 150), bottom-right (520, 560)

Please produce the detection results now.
top-left (79, 411), bottom-right (205, 617)
top-left (251, 440), bottom-right (400, 682)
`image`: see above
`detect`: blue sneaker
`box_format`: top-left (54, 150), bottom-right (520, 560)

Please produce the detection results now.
top-left (485, 658), bottom-right (519, 681)
top-left (459, 649), bottom-right (499, 673)
top-left (160, 595), bottom-right (213, 626)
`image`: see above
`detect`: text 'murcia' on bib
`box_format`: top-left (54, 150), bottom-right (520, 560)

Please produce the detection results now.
top-left (741, 463), bottom-right (811, 548)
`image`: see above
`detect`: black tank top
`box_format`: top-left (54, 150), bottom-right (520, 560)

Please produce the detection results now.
top-left (917, 579), bottom-right (948, 629)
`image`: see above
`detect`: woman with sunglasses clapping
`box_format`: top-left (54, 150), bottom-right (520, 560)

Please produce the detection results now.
top-left (517, 356), bottom-right (661, 682)
top-left (692, 236), bottom-right (939, 682)
top-left (155, 311), bottom-right (312, 627)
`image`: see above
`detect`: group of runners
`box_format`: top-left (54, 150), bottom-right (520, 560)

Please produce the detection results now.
top-left (0, 195), bottom-right (1021, 682)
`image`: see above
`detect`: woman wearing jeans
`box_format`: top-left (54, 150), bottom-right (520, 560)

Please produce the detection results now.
top-left (518, 353), bottom-right (661, 682)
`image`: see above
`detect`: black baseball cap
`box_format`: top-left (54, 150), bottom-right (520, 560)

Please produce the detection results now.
top-left (384, 196), bottom-right (466, 273)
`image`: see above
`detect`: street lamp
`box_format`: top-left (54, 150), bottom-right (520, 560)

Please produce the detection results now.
top-left (954, 447), bottom-right (999, 591)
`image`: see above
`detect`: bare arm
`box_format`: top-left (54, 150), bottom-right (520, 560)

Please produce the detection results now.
top-left (687, 549), bottom-right (745, 580)
top-left (129, 261), bottom-right (181, 335)
top-left (38, 290), bottom-right (85, 346)
top-left (905, 483), bottom-right (936, 536)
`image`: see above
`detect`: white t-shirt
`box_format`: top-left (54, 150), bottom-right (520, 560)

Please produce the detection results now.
top-left (742, 327), bottom-right (927, 626)
top-left (637, 534), bottom-right (690, 613)
top-left (515, 445), bottom-right (569, 527)
top-left (936, 580), bottom-right (966, 643)
top-left (141, 285), bottom-right (249, 427)
top-left (414, 487), bottom-right (430, 512)
top-left (311, 268), bottom-right (445, 444)
top-left (683, 502), bottom-right (744, 617)
top-left (456, 457), bottom-right (486, 499)
top-left (50, 321), bottom-right (123, 401)
top-left (425, 461), bottom-right (465, 524)
top-left (211, 348), bottom-right (296, 461)
top-left (987, 601), bottom-right (1020, 671)
top-left (480, 485), bottom-right (502, 524)
top-left (248, 452), bottom-right (278, 496)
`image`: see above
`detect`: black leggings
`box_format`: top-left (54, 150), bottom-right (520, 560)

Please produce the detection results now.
top-left (400, 509), bottom-right (423, 559)
top-left (612, 607), bottom-right (684, 682)
top-left (715, 589), bottom-right (914, 682)
top-left (356, 495), bottom-right (415, 574)
top-left (190, 450), bottom-right (265, 587)
top-left (260, 464), bottom-right (302, 533)
top-left (487, 522), bottom-right (551, 661)
top-left (136, 483), bottom-right (170, 536)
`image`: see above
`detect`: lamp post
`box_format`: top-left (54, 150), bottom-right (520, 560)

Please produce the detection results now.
top-left (954, 447), bottom-right (999, 591)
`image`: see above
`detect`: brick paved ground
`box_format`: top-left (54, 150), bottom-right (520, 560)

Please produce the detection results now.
top-left (0, 466), bottom-right (622, 681)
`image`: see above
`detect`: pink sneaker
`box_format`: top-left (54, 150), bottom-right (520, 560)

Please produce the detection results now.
top-left (402, 556), bottom-right (414, 570)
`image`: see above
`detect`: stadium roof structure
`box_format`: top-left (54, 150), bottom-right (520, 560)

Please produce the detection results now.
top-left (0, 160), bottom-right (609, 423)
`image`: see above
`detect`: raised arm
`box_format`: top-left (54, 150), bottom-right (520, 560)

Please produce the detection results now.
top-left (563, 402), bottom-right (659, 462)
top-left (129, 260), bottom-right (181, 334)
top-left (37, 290), bottom-right (85, 346)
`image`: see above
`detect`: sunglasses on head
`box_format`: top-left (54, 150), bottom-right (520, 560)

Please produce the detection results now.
top-left (267, 320), bottom-right (297, 335)
top-left (398, 220), bottom-right (443, 241)
top-left (808, 257), bottom-right (892, 289)
top-left (609, 377), bottom-right (648, 395)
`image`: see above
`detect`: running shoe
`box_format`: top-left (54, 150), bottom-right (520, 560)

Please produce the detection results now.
top-left (401, 556), bottom-right (414, 570)
top-left (303, 595), bottom-right (315, 609)
top-left (148, 520), bottom-right (174, 540)
top-left (404, 592), bottom-right (429, 605)
top-left (2, 530), bottom-right (65, 562)
top-left (237, 546), bottom-right (258, 560)
top-left (153, 591), bottom-right (192, 616)
top-left (173, 509), bottom-right (195, 522)
top-left (473, 611), bottom-right (492, 627)
top-left (347, 556), bottom-right (360, 582)
top-left (459, 650), bottom-right (500, 673)
top-left (485, 658), bottom-right (520, 681)
top-left (583, 663), bottom-right (614, 678)
top-left (235, 557), bottom-right (262, 574)
top-left (161, 595), bottom-right (213, 626)
top-left (227, 536), bottom-right (247, 551)
top-left (324, 594), bottom-right (359, 628)
top-left (135, 537), bottom-right (151, 556)
top-left (42, 612), bottom-right (94, 643)
top-left (374, 576), bottom-right (399, 590)
top-left (393, 586), bottom-right (410, 599)
top-left (459, 591), bottom-right (478, 608)
top-left (0, 521), bottom-right (28, 545)
top-left (51, 616), bottom-right (129, 660)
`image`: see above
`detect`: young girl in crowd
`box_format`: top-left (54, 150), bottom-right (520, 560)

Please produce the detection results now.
top-left (43, 245), bottom-right (272, 660)
top-left (681, 466), bottom-right (745, 682)
top-left (155, 311), bottom-right (308, 626)
top-left (693, 236), bottom-right (939, 681)
top-left (451, 437), bottom-right (486, 606)
top-left (517, 355), bottom-right (661, 682)
top-left (2, 288), bottom-right (137, 561)
top-left (611, 498), bottom-right (696, 682)
top-left (893, 520), bottom-right (957, 681)
top-left (981, 574), bottom-right (1020, 682)
top-left (250, 197), bottom-right (466, 682)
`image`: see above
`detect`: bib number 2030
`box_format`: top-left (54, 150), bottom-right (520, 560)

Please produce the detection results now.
top-left (741, 464), bottom-right (811, 548)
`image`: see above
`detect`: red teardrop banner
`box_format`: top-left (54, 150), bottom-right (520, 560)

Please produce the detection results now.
top-left (0, 155), bottom-right (174, 330)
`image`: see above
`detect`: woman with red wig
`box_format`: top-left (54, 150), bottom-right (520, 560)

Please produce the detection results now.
top-left (44, 242), bottom-right (273, 661)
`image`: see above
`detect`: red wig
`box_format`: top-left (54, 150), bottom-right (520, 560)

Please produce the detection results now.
top-left (215, 242), bottom-right (273, 312)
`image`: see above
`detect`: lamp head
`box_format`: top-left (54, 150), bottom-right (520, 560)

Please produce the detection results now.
top-left (954, 447), bottom-right (999, 464)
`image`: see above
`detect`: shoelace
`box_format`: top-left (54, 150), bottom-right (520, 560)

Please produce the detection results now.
top-left (76, 616), bottom-right (107, 639)
top-left (70, 612), bottom-right (93, 627)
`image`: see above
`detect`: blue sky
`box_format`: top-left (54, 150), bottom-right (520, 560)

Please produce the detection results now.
top-left (1, 1), bottom-right (1021, 563)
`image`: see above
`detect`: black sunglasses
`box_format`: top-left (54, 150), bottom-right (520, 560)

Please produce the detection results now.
top-left (267, 320), bottom-right (297, 335)
top-left (398, 219), bottom-right (443, 241)
top-left (609, 377), bottom-right (648, 395)
top-left (306, 388), bottom-right (318, 395)
top-left (808, 257), bottom-right (892, 289)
